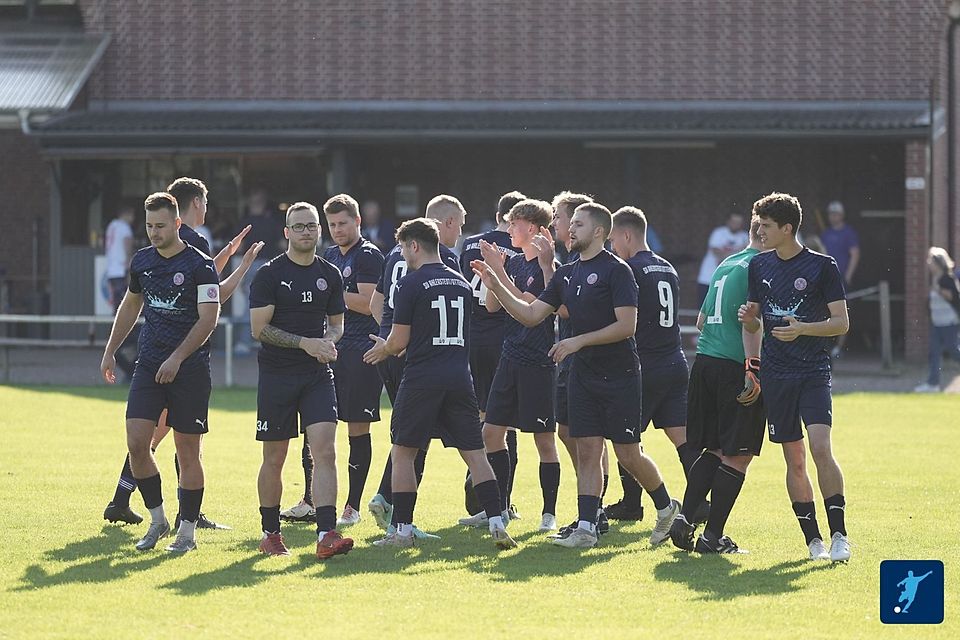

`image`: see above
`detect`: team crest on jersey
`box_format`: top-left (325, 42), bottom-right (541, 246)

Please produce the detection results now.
top-left (794, 277), bottom-right (808, 291)
top-left (173, 272), bottom-right (184, 286)
top-left (526, 275), bottom-right (535, 287)
top-left (587, 273), bottom-right (598, 285)
top-left (316, 278), bottom-right (328, 291)
top-left (205, 286), bottom-right (218, 300)
top-left (343, 266), bottom-right (353, 278)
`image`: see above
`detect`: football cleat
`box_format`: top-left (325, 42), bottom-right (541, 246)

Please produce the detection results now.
top-left (808, 538), bottom-right (830, 561)
top-left (458, 511), bottom-right (489, 528)
top-left (316, 530), bottom-right (353, 559)
top-left (604, 500), bottom-right (644, 521)
top-left (829, 532), bottom-right (851, 562)
top-left (103, 502), bottom-right (143, 525)
top-left (507, 504), bottom-right (521, 520)
top-left (368, 493), bottom-right (394, 531)
top-left (549, 526), bottom-right (597, 549)
top-left (597, 509), bottom-right (610, 536)
top-left (492, 525), bottom-right (518, 550)
top-left (650, 499), bottom-right (681, 546)
top-left (336, 505), bottom-right (361, 528)
top-left (669, 515), bottom-right (696, 551)
top-left (695, 532), bottom-right (746, 554)
top-left (196, 513), bottom-right (231, 530)
top-left (538, 513), bottom-right (558, 532)
top-left (164, 534), bottom-right (197, 553)
top-left (258, 532), bottom-right (291, 556)
top-left (135, 519), bottom-right (170, 551)
top-left (548, 520), bottom-right (578, 539)
top-left (373, 531), bottom-right (415, 548)
top-left (280, 499), bottom-right (316, 522)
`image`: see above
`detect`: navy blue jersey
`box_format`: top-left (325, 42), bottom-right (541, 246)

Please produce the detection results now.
top-left (459, 229), bottom-right (521, 347)
top-left (179, 224), bottom-right (211, 257)
top-left (249, 253), bottom-right (346, 374)
top-left (747, 247), bottom-right (846, 379)
top-left (539, 249), bottom-right (639, 377)
top-left (626, 250), bottom-right (685, 368)
top-left (128, 243), bottom-right (220, 371)
top-left (376, 243), bottom-right (460, 338)
top-left (501, 254), bottom-right (557, 367)
top-left (392, 262), bottom-right (473, 390)
top-left (323, 237), bottom-right (384, 351)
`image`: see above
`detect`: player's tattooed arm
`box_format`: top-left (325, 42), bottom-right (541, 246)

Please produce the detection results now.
top-left (259, 324), bottom-right (303, 349)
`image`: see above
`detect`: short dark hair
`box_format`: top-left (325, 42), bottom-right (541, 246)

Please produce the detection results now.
top-left (574, 202), bottom-right (612, 238)
top-left (752, 192), bottom-right (802, 234)
top-left (323, 193), bottom-right (360, 218)
top-left (552, 191), bottom-right (593, 217)
top-left (144, 192), bottom-right (179, 217)
top-left (611, 206), bottom-right (648, 237)
top-left (395, 217), bottom-right (440, 252)
top-left (497, 191), bottom-right (527, 224)
top-left (506, 199), bottom-right (553, 228)
top-left (166, 177), bottom-right (208, 213)
top-left (285, 201), bottom-right (319, 225)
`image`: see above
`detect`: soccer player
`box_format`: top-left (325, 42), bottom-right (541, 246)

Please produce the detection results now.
top-left (319, 194), bottom-right (385, 528)
top-left (738, 192), bottom-right (851, 562)
top-left (669, 215), bottom-right (765, 554)
top-left (365, 195), bottom-right (464, 534)
top-left (606, 207), bottom-right (701, 523)
top-left (458, 192), bottom-right (524, 516)
top-left (473, 202), bottom-right (680, 549)
top-left (103, 177), bottom-right (259, 529)
top-left (100, 192), bottom-right (221, 553)
top-left (364, 218), bottom-right (516, 550)
top-left (249, 202), bottom-right (353, 559)
top-left (459, 199), bottom-right (560, 532)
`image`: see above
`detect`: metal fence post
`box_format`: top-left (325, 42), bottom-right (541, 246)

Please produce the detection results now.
top-left (224, 319), bottom-right (234, 388)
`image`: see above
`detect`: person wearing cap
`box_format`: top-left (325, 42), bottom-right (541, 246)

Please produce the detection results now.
top-left (820, 201), bottom-right (860, 358)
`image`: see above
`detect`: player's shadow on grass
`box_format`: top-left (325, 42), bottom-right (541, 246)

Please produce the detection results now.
top-left (654, 552), bottom-right (833, 600)
top-left (13, 526), bottom-right (173, 591)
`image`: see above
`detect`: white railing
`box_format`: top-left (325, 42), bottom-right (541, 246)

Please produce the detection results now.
top-left (0, 314), bottom-right (237, 386)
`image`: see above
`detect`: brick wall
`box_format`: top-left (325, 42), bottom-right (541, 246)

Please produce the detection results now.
top-left (78, 0), bottom-right (943, 102)
top-left (0, 131), bottom-right (51, 311)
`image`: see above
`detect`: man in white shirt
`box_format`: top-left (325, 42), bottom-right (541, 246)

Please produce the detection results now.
top-left (104, 206), bottom-right (137, 380)
top-left (105, 206), bottom-right (135, 312)
top-left (697, 213), bottom-right (749, 307)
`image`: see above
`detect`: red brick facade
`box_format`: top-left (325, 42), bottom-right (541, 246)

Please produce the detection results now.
top-left (79, 1), bottom-right (943, 102)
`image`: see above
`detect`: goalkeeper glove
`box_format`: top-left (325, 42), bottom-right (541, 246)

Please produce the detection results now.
top-left (736, 356), bottom-right (761, 406)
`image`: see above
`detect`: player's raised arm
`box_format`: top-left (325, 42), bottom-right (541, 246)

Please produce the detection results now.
top-left (472, 259), bottom-right (555, 328)
top-left (213, 224), bottom-right (251, 274)
top-left (218, 241), bottom-right (264, 302)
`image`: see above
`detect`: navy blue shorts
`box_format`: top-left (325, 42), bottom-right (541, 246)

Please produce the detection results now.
top-left (126, 362), bottom-right (211, 434)
top-left (555, 366), bottom-right (570, 425)
top-left (640, 360), bottom-right (689, 432)
top-left (332, 348), bottom-right (383, 422)
top-left (376, 353), bottom-right (405, 406)
top-left (686, 355), bottom-right (765, 457)
top-left (391, 384), bottom-right (483, 451)
top-left (762, 375), bottom-right (833, 444)
top-left (485, 358), bottom-right (556, 433)
top-left (567, 365), bottom-right (641, 444)
top-left (469, 345), bottom-right (502, 412)
top-left (256, 367), bottom-right (338, 441)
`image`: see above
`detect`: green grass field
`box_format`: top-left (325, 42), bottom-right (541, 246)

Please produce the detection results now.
top-left (0, 385), bottom-right (956, 638)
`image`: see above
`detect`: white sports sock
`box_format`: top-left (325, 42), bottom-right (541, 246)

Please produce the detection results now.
top-left (317, 530), bottom-right (329, 540)
top-left (657, 502), bottom-right (675, 519)
top-left (577, 520), bottom-right (596, 533)
top-left (148, 505), bottom-right (165, 525)
top-left (397, 523), bottom-right (414, 537)
top-left (488, 516), bottom-right (505, 531)
top-left (178, 519), bottom-right (196, 539)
